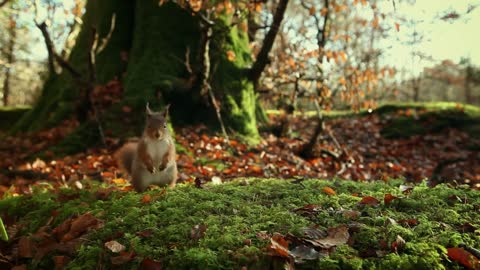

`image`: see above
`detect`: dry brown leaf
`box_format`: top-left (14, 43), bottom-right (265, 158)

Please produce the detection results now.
top-left (304, 225), bottom-right (350, 249)
top-left (141, 258), bottom-right (163, 270)
top-left (359, 196), bottom-right (380, 206)
top-left (105, 240), bottom-right (126, 253)
top-left (18, 237), bottom-right (34, 258)
top-left (190, 224), bottom-right (207, 241)
top-left (267, 233), bottom-right (290, 258)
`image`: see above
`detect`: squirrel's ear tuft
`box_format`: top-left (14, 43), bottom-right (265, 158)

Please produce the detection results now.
top-left (163, 104), bottom-right (170, 118)
top-left (146, 102), bottom-right (153, 116)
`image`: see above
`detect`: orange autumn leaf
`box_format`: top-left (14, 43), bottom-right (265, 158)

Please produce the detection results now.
top-left (267, 233), bottom-right (290, 258)
top-left (384, 193), bottom-right (398, 205)
top-left (112, 178), bottom-right (128, 185)
top-left (322, 186), bottom-right (336, 195)
top-left (226, 50), bottom-right (236, 62)
top-left (141, 194), bottom-right (152, 204)
top-left (359, 196), bottom-right (380, 206)
top-left (338, 51), bottom-right (348, 62)
top-left (372, 17), bottom-right (379, 29)
top-left (287, 57), bottom-right (296, 68)
top-left (395, 22), bottom-right (400, 32)
top-left (122, 106), bottom-right (132, 113)
top-left (309, 6), bottom-right (316, 15)
top-left (320, 7), bottom-right (328, 16)
top-left (447, 247), bottom-right (480, 269)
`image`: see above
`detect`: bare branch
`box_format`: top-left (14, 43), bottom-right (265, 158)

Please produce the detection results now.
top-left (185, 47), bottom-right (192, 75)
top-left (35, 21), bottom-right (57, 74)
top-left (95, 13), bottom-right (116, 54)
top-left (249, 0), bottom-right (289, 87)
top-left (36, 21), bottom-right (82, 78)
top-left (0, 0), bottom-right (11, 8)
top-left (88, 27), bottom-right (98, 84)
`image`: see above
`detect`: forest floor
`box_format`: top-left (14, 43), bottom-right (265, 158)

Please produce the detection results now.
top-left (0, 102), bottom-right (479, 269)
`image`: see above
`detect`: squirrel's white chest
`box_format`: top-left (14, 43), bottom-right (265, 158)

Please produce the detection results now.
top-left (144, 138), bottom-right (170, 163)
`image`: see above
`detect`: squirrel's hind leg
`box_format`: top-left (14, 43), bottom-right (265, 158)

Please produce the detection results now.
top-left (131, 170), bottom-right (151, 192)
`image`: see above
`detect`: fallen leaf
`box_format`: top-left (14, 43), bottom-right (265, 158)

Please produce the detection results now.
top-left (304, 225), bottom-right (349, 249)
top-left (137, 229), bottom-right (153, 238)
top-left (447, 247), bottom-right (479, 269)
top-left (226, 50), bottom-right (236, 62)
top-left (397, 219), bottom-right (419, 227)
top-left (290, 245), bottom-right (322, 263)
top-left (61, 213), bottom-right (99, 242)
top-left (53, 255), bottom-right (69, 270)
top-left (391, 235), bottom-right (406, 252)
top-left (18, 237), bottom-right (34, 258)
top-left (122, 106), bottom-right (132, 113)
top-left (293, 204), bottom-right (322, 216)
top-left (256, 231), bottom-right (270, 240)
top-left (342, 210), bottom-right (360, 220)
top-left (95, 188), bottom-right (114, 200)
top-left (141, 194), bottom-right (152, 204)
top-left (111, 251), bottom-right (135, 266)
top-left (211, 176), bottom-right (222, 185)
top-left (359, 196), bottom-right (380, 206)
top-left (112, 178), bottom-right (128, 185)
top-left (141, 258), bottom-right (163, 270)
top-left (322, 187), bottom-right (336, 196)
top-left (267, 233), bottom-right (290, 258)
top-left (384, 193), bottom-right (398, 205)
top-left (303, 227), bottom-right (327, 240)
top-left (190, 224), bottom-right (207, 241)
top-left (105, 240), bottom-right (126, 253)
top-left (399, 185), bottom-right (413, 194)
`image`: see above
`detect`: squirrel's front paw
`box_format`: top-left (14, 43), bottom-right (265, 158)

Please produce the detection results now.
top-left (147, 166), bottom-right (156, 174)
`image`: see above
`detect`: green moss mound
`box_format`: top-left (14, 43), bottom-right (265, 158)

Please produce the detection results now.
top-left (1, 179), bottom-right (479, 269)
top-left (379, 105), bottom-right (480, 139)
top-left (0, 106), bottom-right (30, 131)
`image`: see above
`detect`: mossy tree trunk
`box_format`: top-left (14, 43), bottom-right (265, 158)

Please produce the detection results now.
top-left (13, 0), bottom-right (262, 152)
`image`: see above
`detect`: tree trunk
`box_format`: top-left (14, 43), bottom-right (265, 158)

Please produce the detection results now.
top-left (13, 0), bottom-right (260, 153)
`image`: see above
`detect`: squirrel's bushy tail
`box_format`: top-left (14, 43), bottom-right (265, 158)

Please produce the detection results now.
top-left (114, 142), bottom-right (137, 175)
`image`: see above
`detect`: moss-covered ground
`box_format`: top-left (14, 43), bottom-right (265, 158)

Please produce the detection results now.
top-left (0, 106), bottom-right (30, 131)
top-left (267, 102), bottom-right (480, 139)
top-left (1, 178), bottom-right (479, 269)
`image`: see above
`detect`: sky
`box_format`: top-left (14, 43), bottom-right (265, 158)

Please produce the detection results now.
top-left (379, 0), bottom-right (480, 75)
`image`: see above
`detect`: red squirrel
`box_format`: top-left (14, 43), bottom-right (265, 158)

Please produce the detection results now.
top-left (115, 103), bottom-right (177, 191)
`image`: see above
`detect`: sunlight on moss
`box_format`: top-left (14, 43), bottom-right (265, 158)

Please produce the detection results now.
top-left (1, 178), bottom-right (479, 269)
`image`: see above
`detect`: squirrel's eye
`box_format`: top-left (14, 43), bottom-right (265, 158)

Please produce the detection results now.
top-left (163, 124), bottom-right (167, 129)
